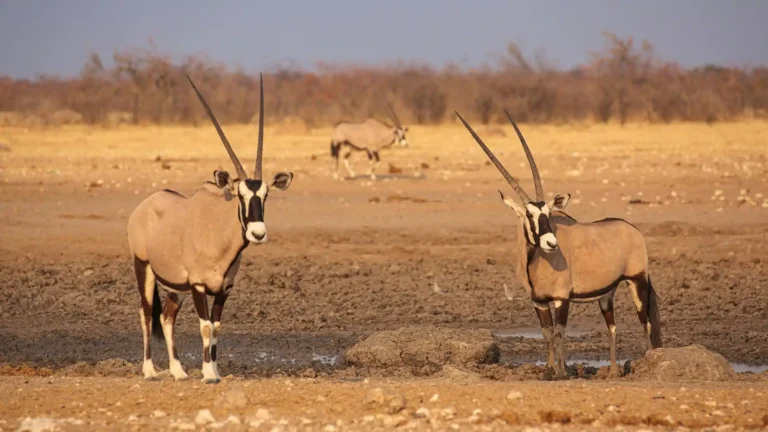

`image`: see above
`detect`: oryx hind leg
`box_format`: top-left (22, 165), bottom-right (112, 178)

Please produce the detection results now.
top-left (161, 292), bottom-right (188, 381)
top-left (331, 141), bottom-right (341, 180)
top-left (597, 290), bottom-right (620, 377)
top-left (627, 275), bottom-right (654, 351)
top-left (133, 257), bottom-right (158, 380)
top-left (191, 287), bottom-right (218, 384)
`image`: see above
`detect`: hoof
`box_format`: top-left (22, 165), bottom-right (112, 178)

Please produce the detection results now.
top-left (144, 375), bottom-right (161, 382)
top-left (202, 377), bottom-right (221, 385)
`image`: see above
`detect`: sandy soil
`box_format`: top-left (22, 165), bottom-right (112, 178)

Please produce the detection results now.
top-left (1, 122), bottom-right (767, 429)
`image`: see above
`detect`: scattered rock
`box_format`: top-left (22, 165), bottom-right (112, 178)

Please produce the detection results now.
top-left (388, 163), bottom-right (403, 174)
top-left (539, 409), bottom-right (572, 424)
top-left (506, 390), bottom-right (523, 400)
top-left (647, 221), bottom-right (711, 237)
top-left (152, 410), bottom-right (167, 418)
top-left (94, 358), bottom-right (137, 377)
top-left (364, 387), bottom-right (406, 414)
top-left (60, 362), bottom-right (94, 377)
top-left (346, 326), bottom-right (500, 369)
top-left (17, 417), bottom-right (57, 432)
top-left (368, 196), bottom-right (381, 203)
top-left (629, 344), bottom-right (736, 382)
top-left (225, 415), bottom-right (241, 424)
top-left (195, 409), bottom-right (216, 425)
top-left (215, 386), bottom-right (248, 408)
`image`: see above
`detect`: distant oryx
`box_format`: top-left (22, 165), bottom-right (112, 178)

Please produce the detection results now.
top-left (456, 110), bottom-right (662, 379)
top-left (127, 74), bottom-right (293, 383)
top-left (330, 99), bottom-right (409, 180)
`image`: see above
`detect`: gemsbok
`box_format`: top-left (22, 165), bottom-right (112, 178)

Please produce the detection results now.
top-left (330, 98), bottom-right (409, 180)
top-left (456, 110), bottom-right (662, 379)
top-left (127, 74), bottom-right (293, 383)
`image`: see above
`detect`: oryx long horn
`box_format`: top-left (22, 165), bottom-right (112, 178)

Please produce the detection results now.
top-left (187, 75), bottom-right (248, 180)
top-left (254, 73), bottom-right (264, 180)
top-left (455, 111), bottom-right (532, 203)
top-left (504, 109), bottom-right (544, 201)
top-left (380, 95), bottom-right (402, 128)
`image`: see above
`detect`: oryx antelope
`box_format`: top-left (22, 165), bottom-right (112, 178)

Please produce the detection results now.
top-left (456, 110), bottom-right (662, 379)
top-left (127, 74), bottom-right (293, 383)
top-left (330, 99), bottom-right (409, 180)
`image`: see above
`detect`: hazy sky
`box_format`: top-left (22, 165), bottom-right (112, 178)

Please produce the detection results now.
top-left (2, 0), bottom-right (767, 78)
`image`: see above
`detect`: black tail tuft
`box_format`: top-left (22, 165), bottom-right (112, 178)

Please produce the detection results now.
top-left (151, 287), bottom-right (164, 340)
top-left (648, 275), bottom-right (663, 348)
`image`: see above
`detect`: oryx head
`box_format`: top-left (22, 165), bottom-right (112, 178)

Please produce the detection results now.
top-left (456, 110), bottom-right (570, 254)
top-left (381, 96), bottom-right (409, 147)
top-left (188, 73), bottom-right (293, 245)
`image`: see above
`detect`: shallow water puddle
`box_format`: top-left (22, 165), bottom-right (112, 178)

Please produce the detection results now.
top-left (494, 327), bottom-right (591, 339)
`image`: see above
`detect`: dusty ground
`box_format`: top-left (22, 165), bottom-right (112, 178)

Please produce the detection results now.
top-left (1, 122), bottom-right (768, 430)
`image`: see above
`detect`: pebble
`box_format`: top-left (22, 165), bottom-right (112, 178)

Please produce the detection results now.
top-left (365, 387), bottom-right (406, 414)
top-left (414, 407), bottom-right (431, 418)
top-left (152, 410), bottom-right (167, 418)
top-left (506, 390), bottom-right (524, 400)
top-left (195, 409), bottom-right (216, 425)
top-left (429, 393), bottom-right (439, 402)
top-left (176, 423), bottom-right (195, 431)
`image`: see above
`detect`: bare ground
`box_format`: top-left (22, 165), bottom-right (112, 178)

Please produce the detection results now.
top-left (1, 123), bottom-right (767, 430)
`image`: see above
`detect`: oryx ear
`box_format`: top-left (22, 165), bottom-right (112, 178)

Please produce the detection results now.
top-left (269, 172), bottom-right (293, 191)
top-left (213, 170), bottom-right (234, 189)
top-left (498, 190), bottom-right (525, 216)
top-left (548, 193), bottom-right (571, 210)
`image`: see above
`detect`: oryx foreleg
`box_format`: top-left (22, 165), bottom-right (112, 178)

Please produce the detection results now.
top-left (342, 150), bottom-right (356, 179)
top-left (134, 258), bottom-right (158, 380)
top-left (161, 292), bottom-right (188, 381)
top-left (553, 299), bottom-right (570, 379)
top-left (533, 301), bottom-right (556, 371)
top-left (367, 150), bottom-right (380, 180)
top-left (191, 287), bottom-right (218, 384)
top-left (597, 291), bottom-right (619, 377)
top-left (209, 290), bottom-right (229, 382)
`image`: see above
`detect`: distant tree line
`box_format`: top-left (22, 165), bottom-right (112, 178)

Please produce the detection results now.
top-left (1, 33), bottom-right (767, 127)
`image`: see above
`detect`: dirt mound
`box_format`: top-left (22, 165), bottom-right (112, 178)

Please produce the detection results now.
top-left (629, 345), bottom-right (736, 382)
top-left (345, 326), bottom-right (499, 370)
top-left (94, 358), bottom-right (138, 377)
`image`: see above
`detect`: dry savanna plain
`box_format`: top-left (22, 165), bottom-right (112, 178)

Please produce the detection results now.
top-left (1, 121), bottom-right (768, 431)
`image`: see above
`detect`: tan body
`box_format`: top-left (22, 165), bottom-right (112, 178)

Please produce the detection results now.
top-left (516, 214), bottom-right (648, 303)
top-left (330, 118), bottom-right (407, 180)
top-left (128, 183), bottom-right (245, 293)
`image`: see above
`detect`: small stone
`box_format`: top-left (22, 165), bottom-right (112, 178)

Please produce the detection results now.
top-left (225, 415), bottom-right (241, 424)
top-left (83, 269), bottom-right (94, 277)
top-left (382, 414), bottom-right (408, 427)
top-left (152, 410), bottom-right (167, 418)
top-left (252, 408), bottom-right (271, 421)
top-left (712, 410), bottom-right (725, 416)
top-left (414, 407), bottom-right (430, 418)
top-left (506, 390), bottom-right (523, 400)
top-left (195, 409), bottom-right (216, 425)
top-left (216, 387), bottom-right (248, 408)
top-left (128, 414), bottom-right (138, 422)
top-left (176, 423), bottom-right (195, 431)
top-left (429, 393), bottom-right (439, 402)
top-left (323, 425), bottom-right (336, 432)
top-left (17, 417), bottom-right (58, 432)
top-left (704, 401), bottom-right (717, 407)
top-left (365, 387), bottom-right (406, 414)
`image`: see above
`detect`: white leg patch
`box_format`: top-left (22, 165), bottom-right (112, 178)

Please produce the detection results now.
top-left (343, 158), bottom-right (356, 177)
top-left (609, 324), bottom-right (617, 335)
top-left (142, 359), bottom-right (158, 379)
top-left (202, 361), bottom-right (217, 381)
top-left (628, 282), bottom-right (643, 311)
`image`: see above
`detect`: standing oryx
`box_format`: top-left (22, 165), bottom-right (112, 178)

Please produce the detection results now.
top-left (330, 99), bottom-right (409, 180)
top-left (456, 110), bottom-right (662, 379)
top-left (127, 74), bottom-right (293, 384)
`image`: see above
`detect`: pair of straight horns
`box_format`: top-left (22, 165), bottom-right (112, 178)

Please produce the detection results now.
top-left (186, 73), bottom-right (265, 181)
top-left (455, 110), bottom-right (544, 204)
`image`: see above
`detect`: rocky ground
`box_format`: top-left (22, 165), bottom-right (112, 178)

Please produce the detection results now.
top-left (1, 122), bottom-right (767, 430)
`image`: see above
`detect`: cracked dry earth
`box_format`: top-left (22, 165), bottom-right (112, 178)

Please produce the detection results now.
top-left (1, 123), bottom-right (768, 430)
